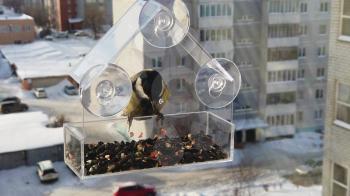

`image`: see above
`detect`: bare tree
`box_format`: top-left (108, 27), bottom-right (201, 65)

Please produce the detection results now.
top-left (3, 0), bottom-right (23, 13)
top-left (84, 3), bottom-right (105, 39)
top-left (23, 6), bottom-right (49, 27)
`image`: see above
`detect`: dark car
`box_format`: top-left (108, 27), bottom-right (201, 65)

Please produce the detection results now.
top-left (1, 96), bottom-right (20, 103)
top-left (0, 101), bottom-right (28, 114)
top-left (114, 183), bottom-right (156, 196)
top-left (64, 85), bottom-right (79, 96)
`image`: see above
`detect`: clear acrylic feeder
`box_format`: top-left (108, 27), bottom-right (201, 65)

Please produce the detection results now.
top-left (64, 112), bottom-right (234, 179)
top-left (64, 0), bottom-right (241, 179)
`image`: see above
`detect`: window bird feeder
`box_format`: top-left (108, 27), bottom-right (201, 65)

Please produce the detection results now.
top-left (64, 0), bottom-right (241, 179)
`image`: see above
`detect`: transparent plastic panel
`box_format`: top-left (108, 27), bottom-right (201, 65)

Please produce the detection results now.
top-left (64, 112), bottom-right (233, 179)
top-left (64, 125), bottom-right (83, 177)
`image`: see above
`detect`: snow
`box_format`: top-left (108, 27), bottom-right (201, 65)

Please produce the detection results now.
top-left (264, 132), bottom-right (323, 155)
top-left (0, 7), bottom-right (33, 20)
top-left (69, 18), bottom-right (83, 23)
top-left (0, 111), bottom-right (63, 153)
top-left (0, 57), bottom-right (11, 79)
top-left (0, 38), bottom-right (96, 79)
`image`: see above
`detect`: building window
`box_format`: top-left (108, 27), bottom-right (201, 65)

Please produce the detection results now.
top-left (319, 24), bottom-right (327, 35)
top-left (268, 47), bottom-right (298, 61)
top-left (298, 47), bottom-right (306, 58)
top-left (314, 109), bottom-right (323, 120)
top-left (176, 57), bottom-right (186, 66)
top-left (267, 92), bottom-right (296, 105)
top-left (336, 83), bottom-right (350, 126)
top-left (317, 46), bottom-right (327, 57)
top-left (268, 24), bottom-right (299, 38)
top-left (267, 114), bottom-right (295, 126)
top-left (332, 163), bottom-right (348, 196)
top-left (320, 2), bottom-right (329, 12)
top-left (152, 57), bottom-right (162, 68)
top-left (268, 70), bottom-right (296, 82)
top-left (200, 28), bottom-right (232, 42)
top-left (199, 3), bottom-right (232, 18)
top-left (300, 2), bottom-right (308, 13)
top-left (269, 0), bottom-right (298, 13)
top-left (176, 79), bottom-right (186, 91)
top-left (298, 111), bottom-right (303, 122)
top-left (317, 68), bottom-right (325, 78)
top-left (0, 25), bottom-right (10, 33)
top-left (341, 0), bottom-right (350, 37)
top-left (315, 89), bottom-right (324, 99)
top-left (299, 24), bottom-right (308, 36)
top-left (298, 69), bottom-right (305, 79)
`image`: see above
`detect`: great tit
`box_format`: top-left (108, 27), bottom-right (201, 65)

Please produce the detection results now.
top-left (122, 69), bottom-right (170, 128)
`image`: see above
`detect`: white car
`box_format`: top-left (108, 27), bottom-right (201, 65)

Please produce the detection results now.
top-left (34, 88), bottom-right (47, 99)
top-left (36, 160), bottom-right (59, 183)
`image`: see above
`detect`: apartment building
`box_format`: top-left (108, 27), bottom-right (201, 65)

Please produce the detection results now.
top-left (263, 0), bottom-right (330, 139)
top-left (322, 0), bottom-right (350, 195)
top-left (111, 0), bottom-right (329, 143)
top-left (0, 7), bottom-right (36, 44)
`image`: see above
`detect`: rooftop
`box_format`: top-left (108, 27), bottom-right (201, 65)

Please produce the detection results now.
top-left (0, 6), bottom-right (33, 21)
top-left (0, 111), bottom-right (63, 153)
top-left (0, 38), bottom-right (95, 79)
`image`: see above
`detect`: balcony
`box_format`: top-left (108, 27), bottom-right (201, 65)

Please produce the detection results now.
top-left (268, 37), bottom-right (300, 48)
top-left (265, 125), bottom-right (296, 138)
top-left (267, 81), bottom-right (297, 93)
top-left (199, 17), bottom-right (233, 28)
top-left (267, 60), bottom-right (298, 71)
top-left (266, 103), bottom-right (297, 115)
top-left (268, 13), bottom-right (300, 24)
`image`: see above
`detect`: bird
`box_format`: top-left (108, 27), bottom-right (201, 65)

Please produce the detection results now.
top-left (122, 69), bottom-right (170, 129)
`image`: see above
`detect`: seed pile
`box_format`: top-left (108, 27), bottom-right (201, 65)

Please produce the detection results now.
top-left (83, 133), bottom-right (227, 175)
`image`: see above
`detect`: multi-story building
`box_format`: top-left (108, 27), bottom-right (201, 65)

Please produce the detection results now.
top-left (0, 6), bottom-right (36, 44)
top-left (112, 0), bottom-right (330, 143)
top-left (46, 0), bottom-right (82, 31)
top-left (322, 0), bottom-right (350, 195)
top-left (263, 0), bottom-right (330, 139)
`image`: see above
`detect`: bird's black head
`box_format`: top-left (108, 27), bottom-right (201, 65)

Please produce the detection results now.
top-left (139, 70), bottom-right (164, 101)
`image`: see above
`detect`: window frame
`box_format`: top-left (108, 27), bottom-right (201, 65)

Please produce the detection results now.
top-left (334, 81), bottom-right (350, 130)
top-left (339, 0), bottom-right (350, 41)
top-left (331, 162), bottom-right (349, 196)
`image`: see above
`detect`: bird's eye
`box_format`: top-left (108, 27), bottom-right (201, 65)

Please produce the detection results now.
top-left (159, 99), bottom-right (164, 105)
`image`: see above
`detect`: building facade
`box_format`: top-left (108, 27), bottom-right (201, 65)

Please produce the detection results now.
top-left (46, 0), bottom-right (82, 31)
top-left (112, 0), bottom-right (330, 143)
top-left (0, 7), bottom-right (36, 44)
top-left (322, 0), bottom-right (350, 195)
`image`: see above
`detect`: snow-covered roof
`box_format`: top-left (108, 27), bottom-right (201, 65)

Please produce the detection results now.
top-left (0, 6), bottom-right (33, 21)
top-left (0, 39), bottom-right (95, 79)
top-left (0, 111), bottom-right (63, 153)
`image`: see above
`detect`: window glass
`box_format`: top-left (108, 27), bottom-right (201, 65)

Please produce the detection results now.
top-left (342, 18), bottom-right (350, 36)
top-left (332, 183), bottom-right (347, 196)
top-left (344, 0), bottom-right (350, 16)
top-left (339, 83), bottom-right (350, 104)
top-left (333, 163), bottom-right (348, 185)
top-left (337, 104), bottom-right (350, 124)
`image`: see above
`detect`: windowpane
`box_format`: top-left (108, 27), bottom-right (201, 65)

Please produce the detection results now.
top-left (344, 0), bottom-right (350, 16)
top-left (332, 183), bottom-right (347, 196)
top-left (339, 83), bottom-right (350, 104)
top-left (337, 104), bottom-right (350, 125)
top-left (342, 18), bottom-right (350, 36)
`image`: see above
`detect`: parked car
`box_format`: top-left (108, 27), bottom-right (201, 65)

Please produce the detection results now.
top-left (36, 160), bottom-right (59, 183)
top-left (64, 85), bottom-right (78, 96)
top-left (74, 31), bottom-right (90, 37)
top-left (55, 31), bottom-right (69, 39)
top-left (0, 101), bottom-right (28, 114)
top-left (44, 35), bottom-right (54, 41)
top-left (1, 96), bottom-right (20, 103)
top-left (34, 88), bottom-right (47, 99)
top-left (114, 182), bottom-right (156, 196)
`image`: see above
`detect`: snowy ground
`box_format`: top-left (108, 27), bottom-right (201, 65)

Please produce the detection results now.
top-left (0, 64), bottom-right (323, 195)
top-left (0, 162), bottom-right (321, 196)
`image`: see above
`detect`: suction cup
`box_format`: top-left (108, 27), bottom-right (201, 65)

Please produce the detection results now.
top-left (139, 0), bottom-right (190, 48)
top-left (80, 64), bottom-right (132, 117)
top-left (195, 58), bottom-right (241, 109)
